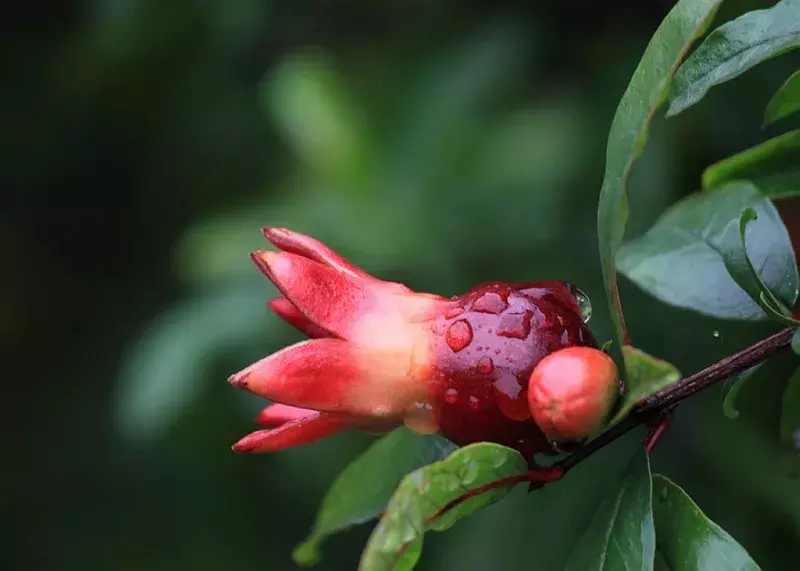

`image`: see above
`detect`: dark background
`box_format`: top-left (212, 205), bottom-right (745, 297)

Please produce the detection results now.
top-left (5, 0), bottom-right (800, 569)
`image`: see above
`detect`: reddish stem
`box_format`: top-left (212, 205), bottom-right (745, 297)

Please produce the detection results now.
top-left (425, 327), bottom-right (795, 527)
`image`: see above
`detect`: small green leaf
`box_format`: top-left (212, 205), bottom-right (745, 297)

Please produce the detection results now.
top-left (610, 346), bottom-right (681, 425)
top-left (597, 0), bottom-right (723, 349)
top-left (792, 329), bottom-right (800, 355)
top-left (722, 364), bottom-right (763, 419)
top-left (702, 130), bottom-right (800, 199)
top-left (780, 366), bottom-right (800, 442)
top-left (358, 443), bottom-right (526, 571)
top-left (722, 207), bottom-right (800, 326)
top-left (293, 428), bottom-right (456, 565)
top-left (617, 181), bottom-right (798, 321)
top-left (565, 450), bottom-right (655, 571)
top-left (765, 69), bottom-right (800, 126)
top-left (652, 475), bottom-right (761, 570)
top-left (668, 0), bottom-right (800, 116)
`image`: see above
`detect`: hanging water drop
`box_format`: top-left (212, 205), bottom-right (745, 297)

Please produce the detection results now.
top-left (570, 285), bottom-right (592, 323)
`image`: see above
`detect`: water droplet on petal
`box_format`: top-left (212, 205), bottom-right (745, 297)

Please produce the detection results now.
top-left (446, 319), bottom-right (473, 352)
top-left (497, 311), bottom-right (533, 339)
top-left (444, 388), bottom-right (459, 404)
top-left (476, 356), bottom-right (495, 375)
top-left (404, 402), bottom-right (439, 435)
top-left (468, 396), bottom-right (481, 410)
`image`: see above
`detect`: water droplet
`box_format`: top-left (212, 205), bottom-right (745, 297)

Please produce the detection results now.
top-left (404, 414), bottom-right (439, 435)
top-left (560, 330), bottom-right (570, 344)
top-left (472, 292), bottom-right (508, 314)
top-left (494, 348), bottom-right (502, 355)
top-left (476, 356), bottom-right (495, 375)
top-left (404, 403), bottom-right (439, 435)
top-left (497, 311), bottom-right (533, 339)
top-left (444, 388), bottom-right (459, 404)
top-left (570, 286), bottom-right (592, 323)
top-left (446, 319), bottom-right (473, 352)
top-left (659, 486), bottom-right (668, 500)
top-left (468, 396), bottom-right (481, 410)
top-left (712, 330), bottom-right (720, 338)
top-left (493, 372), bottom-right (531, 421)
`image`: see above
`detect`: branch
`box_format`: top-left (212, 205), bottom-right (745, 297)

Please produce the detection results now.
top-left (427, 326), bottom-right (795, 523)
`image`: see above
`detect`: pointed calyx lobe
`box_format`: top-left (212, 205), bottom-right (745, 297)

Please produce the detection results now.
top-left (229, 227), bottom-right (597, 458)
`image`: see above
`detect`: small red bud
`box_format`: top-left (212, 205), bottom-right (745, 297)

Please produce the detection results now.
top-left (527, 346), bottom-right (618, 443)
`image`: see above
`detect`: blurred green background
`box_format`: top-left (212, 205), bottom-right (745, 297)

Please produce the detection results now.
top-left (5, 0), bottom-right (800, 569)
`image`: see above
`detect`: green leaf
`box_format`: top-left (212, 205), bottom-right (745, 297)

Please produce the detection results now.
top-left (722, 364), bottom-right (763, 419)
top-left (702, 130), bottom-right (800, 200)
top-left (617, 181), bottom-right (798, 321)
top-left (765, 69), bottom-right (800, 125)
top-left (293, 428), bottom-right (456, 565)
top-left (598, 0), bottom-right (723, 348)
top-left (610, 346), bottom-right (681, 425)
top-left (652, 475), bottom-right (761, 570)
top-left (780, 366), bottom-right (800, 442)
top-left (722, 207), bottom-right (800, 326)
top-left (565, 450), bottom-right (655, 571)
top-left (792, 328), bottom-right (800, 355)
top-left (358, 443), bottom-right (526, 571)
top-left (668, 0), bottom-right (800, 116)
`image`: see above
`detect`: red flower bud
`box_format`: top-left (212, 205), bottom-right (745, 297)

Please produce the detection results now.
top-left (228, 227), bottom-right (597, 457)
top-left (527, 347), bottom-right (618, 443)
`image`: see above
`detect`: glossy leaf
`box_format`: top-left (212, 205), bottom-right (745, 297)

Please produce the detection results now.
top-left (722, 364), bottom-right (763, 419)
top-left (668, 0), bottom-right (800, 116)
top-left (597, 0), bottom-right (722, 348)
top-left (358, 443), bottom-right (527, 571)
top-left (565, 450), bottom-right (655, 571)
top-left (609, 346), bottom-right (681, 425)
top-left (617, 181), bottom-right (798, 321)
top-left (764, 69), bottom-right (800, 125)
top-left (294, 428), bottom-right (456, 565)
top-left (652, 475), bottom-right (761, 570)
top-left (722, 207), bottom-right (800, 327)
top-left (780, 366), bottom-right (800, 442)
top-left (702, 130), bottom-right (800, 199)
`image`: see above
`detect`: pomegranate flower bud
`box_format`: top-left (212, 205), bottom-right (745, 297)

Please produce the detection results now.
top-left (527, 347), bottom-right (619, 443)
top-left (229, 227), bottom-right (597, 458)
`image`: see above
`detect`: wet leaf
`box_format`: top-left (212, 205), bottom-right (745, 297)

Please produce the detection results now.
top-left (617, 181), bottom-right (798, 321)
top-left (358, 443), bottom-right (527, 571)
top-left (652, 475), bottom-right (761, 570)
top-left (722, 207), bottom-right (800, 326)
top-left (669, 0), bottom-right (800, 116)
top-left (566, 450), bottom-right (655, 571)
top-left (702, 130), bottom-right (800, 200)
top-left (294, 429), bottom-right (456, 565)
top-left (597, 0), bottom-right (722, 349)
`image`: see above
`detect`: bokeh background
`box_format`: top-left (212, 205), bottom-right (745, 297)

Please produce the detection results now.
top-left (5, 0), bottom-right (800, 569)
